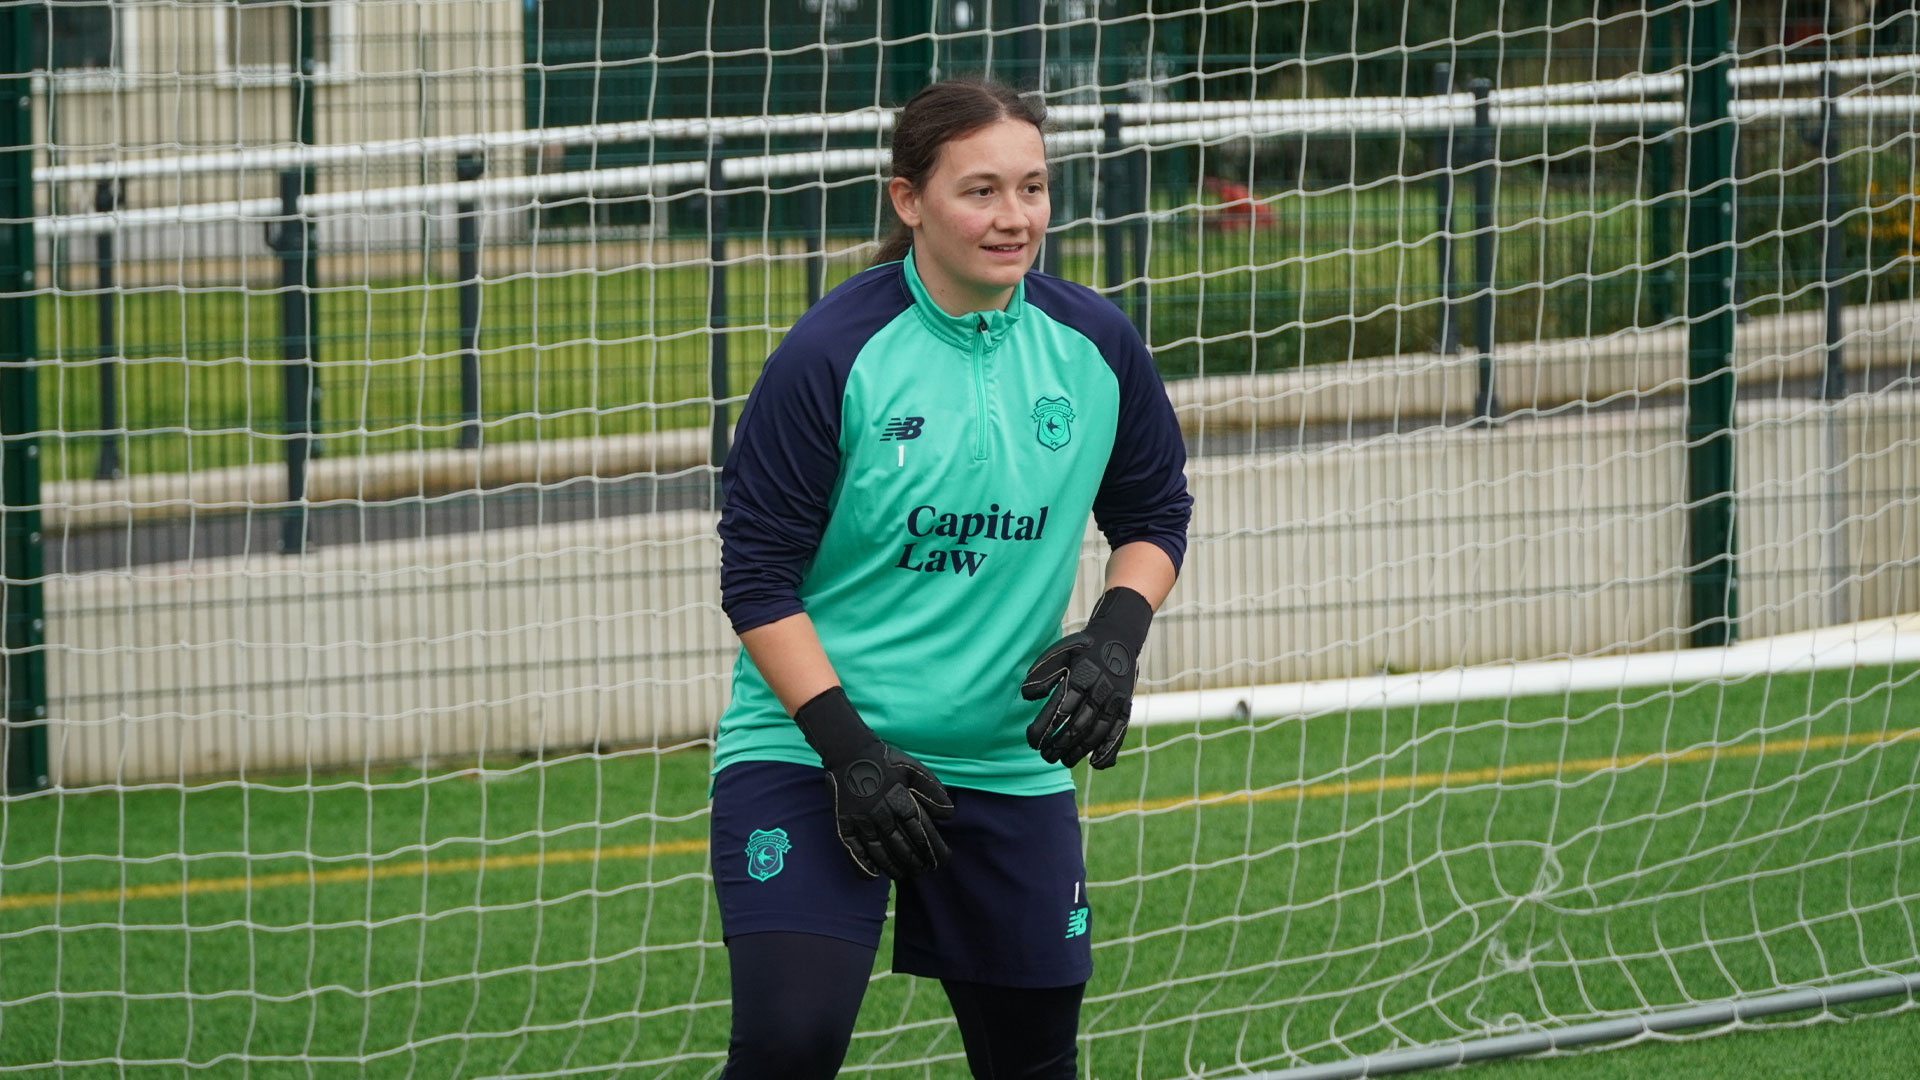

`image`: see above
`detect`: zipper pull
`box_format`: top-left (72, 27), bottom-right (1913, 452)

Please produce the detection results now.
top-left (977, 316), bottom-right (988, 333)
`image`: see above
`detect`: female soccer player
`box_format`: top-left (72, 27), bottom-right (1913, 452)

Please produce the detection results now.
top-left (712, 78), bottom-right (1191, 1080)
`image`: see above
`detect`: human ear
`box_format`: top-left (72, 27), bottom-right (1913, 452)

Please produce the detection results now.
top-left (888, 176), bottom-right (922, 229)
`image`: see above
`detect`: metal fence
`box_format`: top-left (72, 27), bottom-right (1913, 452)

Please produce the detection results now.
top-left (28, 69), bottom-right (1916, 477)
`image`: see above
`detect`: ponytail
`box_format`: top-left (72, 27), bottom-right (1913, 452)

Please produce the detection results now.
top-left (873, 224), bottom-right (913, 266)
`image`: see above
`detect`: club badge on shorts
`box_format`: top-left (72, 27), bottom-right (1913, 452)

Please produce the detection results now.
top-left (745, 827), bottom-right (792, 881)
top-left (1032, 396), bottom-right (1075, 451)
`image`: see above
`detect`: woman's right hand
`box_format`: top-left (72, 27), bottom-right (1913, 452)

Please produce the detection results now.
top-left (794, 686), bottom-right (955, 879)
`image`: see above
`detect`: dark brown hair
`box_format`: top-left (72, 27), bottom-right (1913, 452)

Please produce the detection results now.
top-left (873, 78), bottom-right (1048, 266)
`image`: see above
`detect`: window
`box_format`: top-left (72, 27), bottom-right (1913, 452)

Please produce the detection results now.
top-left (28, 2), bottom-right (118, 72)
top-left (218, 0), bottom-right (353, 75)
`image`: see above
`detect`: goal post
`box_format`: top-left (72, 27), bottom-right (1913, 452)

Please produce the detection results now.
top-left (3, 1), bottom-right (1919, 1077)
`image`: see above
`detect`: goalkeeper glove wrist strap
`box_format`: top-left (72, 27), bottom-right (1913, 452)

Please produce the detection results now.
top-left (792, 685), bottom-right (878, 765)
top-left (1090, 585), bottom-right (1155, 658)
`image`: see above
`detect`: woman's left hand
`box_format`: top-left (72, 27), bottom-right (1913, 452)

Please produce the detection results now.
top-left (1021, 586), bottom-right (1154, 768)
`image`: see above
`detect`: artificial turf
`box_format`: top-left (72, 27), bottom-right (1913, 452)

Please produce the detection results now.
top-left (0, 662), bottom-right (1915, 1078)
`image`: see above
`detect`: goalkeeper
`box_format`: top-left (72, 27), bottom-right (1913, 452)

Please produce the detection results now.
top-left (712, 77), bottom-right (1191, 1080)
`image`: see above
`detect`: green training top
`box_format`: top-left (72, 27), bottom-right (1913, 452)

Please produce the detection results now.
top-left (713, 251), bottom-right (1191, 795)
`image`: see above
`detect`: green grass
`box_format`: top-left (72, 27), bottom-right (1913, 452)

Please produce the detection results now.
top-left (1, 663), bottom-right (1916, 1078)
top-left (34, 255), bottom-right (830, 482)
top-left (38, 177), bottom-right (1893, 483)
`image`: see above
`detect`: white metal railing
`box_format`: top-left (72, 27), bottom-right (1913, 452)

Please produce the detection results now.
top-left (31, 53), bottom-right (1920, 241)
top-left (34, 52), bottom-right (1920, 187)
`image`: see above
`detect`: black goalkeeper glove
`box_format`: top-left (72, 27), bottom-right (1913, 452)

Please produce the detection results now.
top-left (793, 686), bottom-right (954, 880)
top-left (1021, 586), bottom-right (1155, 769)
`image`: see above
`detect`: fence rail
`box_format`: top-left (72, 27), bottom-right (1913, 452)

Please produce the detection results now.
top-left (38, 94), bottom-right (1920, 241)
top-left (33, 51), bottom-right (1920, 188)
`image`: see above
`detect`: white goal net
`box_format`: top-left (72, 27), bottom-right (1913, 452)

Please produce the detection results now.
top-left (2, 1), bottom-right (1917, 1077)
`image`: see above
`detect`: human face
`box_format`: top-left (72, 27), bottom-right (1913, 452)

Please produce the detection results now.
top-left (888, 117), bottom-right (1050, 316)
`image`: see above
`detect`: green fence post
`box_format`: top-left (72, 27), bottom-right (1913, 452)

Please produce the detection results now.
top-left (295, 3), bottom-right (316, 143)
top-left (1470, 77), bottom-right (1498, 422)
top-left (1015, 0), bottom-right (1044, 91)
top-left (803, 181), bottom-right (824, 309)
top-left (93, 179), bottom-right (121, 479)
top-left (455, 153), bottom-right (484, 449)
top-left (1433, 62), bottom-right (1461, 357)
top-left (1685, 0), bottom-right (1738, 647)
top-left (888, 0), bottom-right (935, 104)
top-left (1101, 109), bottom-right (1127, 316)
top-left (1650, 141), bottom-right (1675, 326)
top-left (295, 1), bottom-right (319, 461)
top-left (271, 170), bottom-right (316, 555)
top-left (1817, 66), bottom-right (1847, 401)
top-left (1128, 121), bottom-right (1149, 335)
top-left (1, 5), bottom-right (50, 794)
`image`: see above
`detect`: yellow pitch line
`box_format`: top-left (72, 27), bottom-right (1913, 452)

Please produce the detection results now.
top-left (4, 728), bottom-right (1914, 914)
top-left (0, 840), bottom-right (710, 914)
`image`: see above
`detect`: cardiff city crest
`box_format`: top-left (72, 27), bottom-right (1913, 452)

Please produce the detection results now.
top-left (1032, 396), bottom-right (1075, 451)
top-left (745, 828), bottom-right (792, 882)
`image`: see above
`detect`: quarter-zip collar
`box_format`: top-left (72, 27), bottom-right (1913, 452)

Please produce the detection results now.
top-left (901, 247), bottom-right (1025, 352)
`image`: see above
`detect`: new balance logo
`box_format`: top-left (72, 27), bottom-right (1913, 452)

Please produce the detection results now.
top-left (1065, 906), bottom-right (1090, 939)
top-left (880, 417), bottom-right (925, 441)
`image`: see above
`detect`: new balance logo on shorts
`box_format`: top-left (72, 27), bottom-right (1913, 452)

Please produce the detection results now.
top-left (1065, 906), bottom-right (1089, 939)
top-left (880, 417), bottom-right (925, 441)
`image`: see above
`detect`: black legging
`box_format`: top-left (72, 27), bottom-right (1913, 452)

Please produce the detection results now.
top-left (719, 931), bottom-right (1084, 1080)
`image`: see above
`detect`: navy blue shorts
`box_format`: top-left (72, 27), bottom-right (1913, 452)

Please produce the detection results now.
top-left (710, 760), bottom-right (1093, 989)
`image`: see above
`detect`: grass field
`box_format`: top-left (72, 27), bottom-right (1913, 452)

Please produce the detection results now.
top-left (1, 663), bottom-right (1916, 1078)
top-left (33, 178), bottom-right (1868, 484)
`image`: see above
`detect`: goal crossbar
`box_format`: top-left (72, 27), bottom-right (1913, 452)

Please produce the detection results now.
top-left (1134, 616), bottom-right (1920, 728)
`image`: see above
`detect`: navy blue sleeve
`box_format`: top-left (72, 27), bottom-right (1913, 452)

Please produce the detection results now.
top-left (1025, 275), bottom-right (1192, 573)
top-left (718, 265), bottom-right (911, 634)
top-left (1092, 329), bottom-right (1191, 573)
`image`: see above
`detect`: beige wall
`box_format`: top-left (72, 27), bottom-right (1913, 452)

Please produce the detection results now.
top-left (33, 0), bottom-right (523, 252)
top-left (41, 391), bottom-right (1920, 786)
